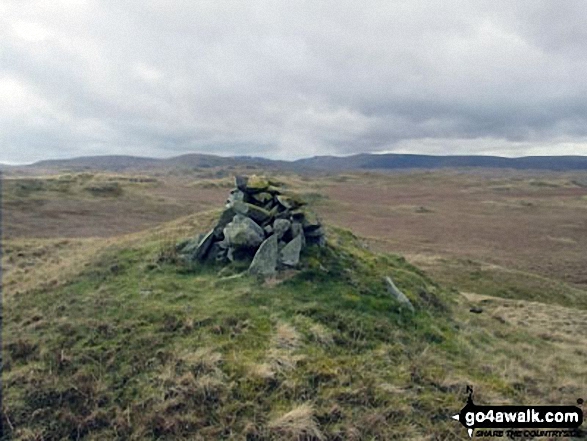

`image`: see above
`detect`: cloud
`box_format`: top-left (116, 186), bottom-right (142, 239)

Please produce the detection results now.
top-left (1, 0), bottom-right (587, 163)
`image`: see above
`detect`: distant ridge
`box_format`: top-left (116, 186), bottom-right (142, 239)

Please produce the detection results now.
top-left (295, 154), bottom-right (587, 171)
top-left (12, 152), bottom-right (587, 172)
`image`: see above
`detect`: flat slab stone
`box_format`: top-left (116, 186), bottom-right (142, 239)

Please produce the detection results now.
top-left (279, 234), bottom-right (302, 267)
top-left (384, 276), bottom-right (415, 312)
top-left (245, 175), bottom-right (269, 193)
top-left (194, 229), bottom-right (215, 261)
top-left (249, 234), bottom-right (278, 276)
top-left (231, 201), bottom-right (271, 224)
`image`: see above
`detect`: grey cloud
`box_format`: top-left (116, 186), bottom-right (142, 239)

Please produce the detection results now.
top-left (2, 0), bottom-right (587, 163)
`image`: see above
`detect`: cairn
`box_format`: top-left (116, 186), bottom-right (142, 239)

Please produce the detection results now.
top-left (178, 175), bottom-right (325, 276)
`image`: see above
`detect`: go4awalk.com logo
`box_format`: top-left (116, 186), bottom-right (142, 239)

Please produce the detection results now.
top-left (452, 386), bottom-right (584, 438)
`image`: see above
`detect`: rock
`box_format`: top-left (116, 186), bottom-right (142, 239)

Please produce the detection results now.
top-left (245, 175), bottom-right (269, 193)
top-left (469, 307), bottom-right (483, 314)
top-left (276, 195), bottom-right (295, 209)
top-left (223, 215), bottom-right (265, 249)
top-left (231, 201), bottom-right (271, 224)
top-left (384, 276), bottom-right (415, 312)
top-left (304, 226), bottom-right (324, 238)
top-left (235, 175), bottom-right (248, 191)
top-left (277, 194), bottom-right (305, 209)
top-left (246, 204), bottom-right (272, 224)
top-left (226, 189), bottom-right (245, 206)
top-left (214, 207), bottom-right (236, 237)
top-left (252, 192), bottom-right (272, 204)
top-left (194, 229), bottom-right (215, 261)
top-left (279, 234), bottom-right (302, 267)
top-left (268, 205), bottom-right (280, 218)
top-left (291, 209), bottom-right (304, 220)
top-left (273, 219), bottom-right (291, 239)
top-left (289, 221), bottom-right (306, 247)
top-left (179, 174), bottom-right (325, 272)
top-left (275, 210), bottom-right (291, 220)
top-left (249, 235), bottom-right (278, 276)
top-left (302, 211), bottom-right (321, 231)
top-left (290, 221), bottom-right (303, 238)
top-left (207, 242), bottom-right (228, 262)
top-left (231, 200), bottom-right (249, 215)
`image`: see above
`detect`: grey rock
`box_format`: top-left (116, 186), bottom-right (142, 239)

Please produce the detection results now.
top-left (207, 242), bottom-right (228, 262)
top-left (276, 195), bottom-right (294, 209)
top-left (231, 200), bottom-right (249, 215)
top-left (226, 246), bottom-right (254, 262)
top-left (252, 192), bottom-right (272, 204)
top-left (245, 175), bottom-right (269, 193)
top-left (384, 276), bottom-right (415, 312)
top-left (264, 225), bottom-right (274, 235)
top-left (291, 209), bottom-right (304, 220)
top-left (279, 234), bottom-right (302, 267)
top-left (249, 235), bottom-right (278, 276)
top-left (302, 211), bottom-right (321, 231)
top-left (246, 204), bottom-right (272, 224)
top-left (294, 224), bottom-right (307, 247)
top-left (226, 189), bottom-right (245, 206)
top-left (290, 221), bottom-right (303, 238)
top-left (214, 207), bottom-right (236, 237)
top-left (231, 200), bottom-right (271, 224)
top-left (235, 175), bottom-right (248, 191)
top-left (275, 210), bottom-right (291, 220)
top-left (304, 227), bottom-right (324, 238)
top-left (273, 219), bottom-right (291, 239)
top-left (223, 215), bottom-right (265, 249)
top-left (194, 229), bottom-right (215, 261)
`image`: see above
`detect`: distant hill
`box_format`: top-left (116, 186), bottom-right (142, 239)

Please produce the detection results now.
top-left (13, 152), bottom-right (587, 173)
top-left (22, 154), bottom-right (286, 173)
top-left (295, 154), bottom-right (587, 171)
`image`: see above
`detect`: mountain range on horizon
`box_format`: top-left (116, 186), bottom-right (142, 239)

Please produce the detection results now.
top-left (3, 152), bottom-right (587, 173)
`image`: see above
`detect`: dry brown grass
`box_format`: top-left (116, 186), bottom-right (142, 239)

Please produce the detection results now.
top-left (267, 403), bottom-right (324, 441)
top-left (456, 291), bottom-right (587, 405)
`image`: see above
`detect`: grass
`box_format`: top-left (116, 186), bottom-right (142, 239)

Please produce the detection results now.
top-left (4, 211), bottom-right (586, 440)
top-left (0, 213), bottom-right (450, 439)
top-left (4, 171), bottom-right (587, 439)
top-left (410, 256), bottom-right (587, 310)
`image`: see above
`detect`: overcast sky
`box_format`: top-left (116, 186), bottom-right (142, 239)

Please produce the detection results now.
top-left (2, 1), bottom-right (587, 163)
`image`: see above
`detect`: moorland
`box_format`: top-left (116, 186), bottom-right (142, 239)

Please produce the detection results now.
top-left (2, 161), bottom-right (586, 439)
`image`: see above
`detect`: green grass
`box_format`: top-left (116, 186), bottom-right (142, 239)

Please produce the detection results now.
top-left (3, 221), bottom-right (585, 439)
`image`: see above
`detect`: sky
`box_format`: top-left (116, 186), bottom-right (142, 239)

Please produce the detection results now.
top-left (2, 0), bottom-right (587, 164)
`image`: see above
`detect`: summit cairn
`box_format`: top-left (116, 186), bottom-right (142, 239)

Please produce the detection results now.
top-left (178, 175), bottom-right (325, 276)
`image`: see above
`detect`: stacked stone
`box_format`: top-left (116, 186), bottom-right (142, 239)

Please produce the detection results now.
top-left (178, 175), bottom-right (325, 276)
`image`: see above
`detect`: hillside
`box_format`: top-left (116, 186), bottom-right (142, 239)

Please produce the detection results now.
top-left (7, 153), bottom-right (587, 175)
top-left (4, 206), bottom-right (587, 439)
top-left (3, 171), bottom-right (587, 439)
